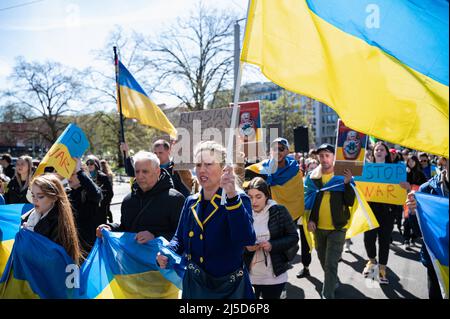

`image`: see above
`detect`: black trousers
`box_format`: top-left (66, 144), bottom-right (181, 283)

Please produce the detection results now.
top-left (364, 204), bottom-right (394, 265)
top-left (253, 283), bottom-right (286, 299)
top-left (299, 225), bottom-right (311, 267)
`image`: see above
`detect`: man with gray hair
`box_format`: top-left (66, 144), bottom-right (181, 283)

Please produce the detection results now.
top-left (96, 151), bottom-right (185, 243)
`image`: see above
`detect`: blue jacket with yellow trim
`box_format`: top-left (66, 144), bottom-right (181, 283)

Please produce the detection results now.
top-left (169, 189), bottom-right (256, 277)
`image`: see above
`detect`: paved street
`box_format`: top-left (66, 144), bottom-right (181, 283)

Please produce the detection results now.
top-left (110, 180), bottom-right (428, 299)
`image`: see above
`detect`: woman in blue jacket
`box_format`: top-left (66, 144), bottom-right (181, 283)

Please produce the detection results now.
top-left (157, 141), bottom-right (256, 299)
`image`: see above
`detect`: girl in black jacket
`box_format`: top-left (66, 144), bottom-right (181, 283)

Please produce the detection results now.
top-left (4, 155), bottom-right (33, 204)
top-left (23, 174), bottom-right (83, 265)
top-left (244, 177), bottom-right (299, 299)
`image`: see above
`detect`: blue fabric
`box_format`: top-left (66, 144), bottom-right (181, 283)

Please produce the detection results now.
top-left (261, 157), bottom-right (299, 186)
top-left (415, 192), bottom-right (449, 268)
top-left (0, 229), bottom-right (76, 299)
top-left (56, 123), bottom-right (90, 159)
top-left (76, 230), bottom-right (184, 298)
top-left (306, 0), bottom-right (449, 85)
top-left (118, 61), bottom-right (148, 97)
top-left (304, 174), bottom-right (347, 210)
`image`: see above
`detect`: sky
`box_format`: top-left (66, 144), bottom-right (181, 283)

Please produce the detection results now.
top-left (0, 0), bottom-right (265, 106)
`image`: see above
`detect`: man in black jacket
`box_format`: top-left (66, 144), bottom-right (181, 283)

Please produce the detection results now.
top-left (68, 158), bottom-right (103, 254)
top-left (307, 143), bottom-right (354, 299)
top-left (120, 140), bottom-right (192, 197)
top-left (96, 151), bottom-right (185, 243)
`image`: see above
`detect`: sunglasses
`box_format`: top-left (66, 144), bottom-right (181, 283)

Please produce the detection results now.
top-left (420, 160), bottom-right (428, 163)
top-left (272, 146), bottom-right (286, 152)
top-left (86, 161), bottom-right (95, 166)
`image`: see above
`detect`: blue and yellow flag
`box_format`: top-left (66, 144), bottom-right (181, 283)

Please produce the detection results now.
top-left (244, 156), bottom-right (304, 220)
top-left (415, 192), bottom-right (449, 299)
top-left (242, 0), bottom-right (449, 157)
top-left (34, 123), bottom-right (89, 179)
top-left (0, 229), bottom-right (76, 299)
top-left (303, 172), bottom-right (379, 251)
top-left (0, 204), bottom-right (33, 280)
top-left (76, 230), bottom-right (184, 299)
top-left (118, 61), bottom-right (177, 139)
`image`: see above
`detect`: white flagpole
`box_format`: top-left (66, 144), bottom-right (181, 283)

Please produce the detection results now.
top-left (221, 0), bottom-right (251, 205)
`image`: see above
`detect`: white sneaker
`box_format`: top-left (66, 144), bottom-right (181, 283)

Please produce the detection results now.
top-left (363, 260), bottom-right (377, 277)
top-left (403, 242), bottom-right (411, 250)
top-left (280, 289), bottom-right (287, 299)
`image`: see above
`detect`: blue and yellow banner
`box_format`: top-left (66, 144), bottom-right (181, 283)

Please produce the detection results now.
top-left (0, 229), bottom-right (76, 299)
top-left (76, 230), bottom-right (184, 299)
top-left (0, 229), bottom-right (184, 299)
top-left (415, 192), bottom-right (449, 299)
top-left (245, 156), bottom-right (304, 220)
top-left (303, 173), bottom-right (379, 250)
top-left (241, 0), bottom-right (449, 157)
top-left (0, 204), bottom-right (33, 280)
top-left (354, 163), bottom-right (407, 205)
top-left (118, 61), bottom-right (177, 139)
top-left (34, 123), bottom-right (89, 179)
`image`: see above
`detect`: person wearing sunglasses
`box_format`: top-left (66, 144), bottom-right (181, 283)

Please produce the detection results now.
top-left (419, 152), bottom-right (432, 180)
top-left (85, 155), bottom-right (114, 226)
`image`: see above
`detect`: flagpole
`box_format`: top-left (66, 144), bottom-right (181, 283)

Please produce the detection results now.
top-left (221, 0), bottom-right (251, 205)
top-left (113, 46), bottom-right (127, 165)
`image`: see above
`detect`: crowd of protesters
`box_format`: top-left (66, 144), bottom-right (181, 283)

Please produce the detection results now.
top-left (0, 135), bottom-right (447, 300)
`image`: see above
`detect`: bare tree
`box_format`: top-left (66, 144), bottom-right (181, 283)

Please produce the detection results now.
top-left (142, 3), bottom-right (237, 110)
top-left (2, 57), bottom-right (83, 143)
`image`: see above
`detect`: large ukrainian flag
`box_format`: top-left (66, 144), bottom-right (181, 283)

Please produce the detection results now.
top-left (118, 61), bottom-right (177, 139)
top-left (76, 230), bottom-right (184, 299)
top-left (0, 204), bottom-right (33, 280)
top-left (242, 0), bottom-right (449, 157)
top-left (415, 192), bottom-right (449, 299)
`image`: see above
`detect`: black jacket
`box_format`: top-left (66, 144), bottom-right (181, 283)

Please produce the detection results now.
top-left (26, 206), bottom-right (60, 245)
top-left (5, 176), bottom-right (30, 204)
top-left (125, 157), bottom-right (191, 197)
top-left (109, 169), bottom-right (185, 241)
top-left (3, 164), bottom-right (15, 179)
top-left (244, 204), bottom-right (299, 277)
top-left (67, 170), bottom-right (103, 252)
top-left (92, 170), bottom-right (113, 227)
top-left (309, 178), bottom-right (355, 230)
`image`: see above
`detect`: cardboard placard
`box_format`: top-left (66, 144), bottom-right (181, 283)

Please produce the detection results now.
top-left (172, 107), bottom-right (240, 170)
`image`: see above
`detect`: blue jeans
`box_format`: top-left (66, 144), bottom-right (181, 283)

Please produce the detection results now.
top-left (314, 229), bottom-right (346, 299)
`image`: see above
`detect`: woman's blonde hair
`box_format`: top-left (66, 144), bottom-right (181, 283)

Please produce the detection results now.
top-left (31, 174), bottom-right (83, 265)
top-left (15, 155), bottom-right (33, 191)
top-left (100, 159), bottom-right (114, 177)
top-left (194, 141), bottom-right (227, 166)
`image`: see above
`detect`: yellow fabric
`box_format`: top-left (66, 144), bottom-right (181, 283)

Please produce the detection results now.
top-left (271, 170), bottom-right (305, 220)
top-left (436, 260), bottom-right (449, 298)
top-left (317, 173), bottom-right (334, 230)
top-left (0, 240), bottom-right (14, 280)
top-left (119, 86), bottom-right (177, 139)
top-left (96, 271), bottom-right (179, 299)
top-left (0, 270), bottom-right (40, 299)
top-left (34, 143), bottom-right (76, 179)
top-left (241, 0), bottom-right (449, 157)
